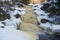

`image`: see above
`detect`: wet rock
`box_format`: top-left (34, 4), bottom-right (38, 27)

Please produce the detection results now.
top-left (37, 22), bottom-right (40, 25)
top-left (0, 8), bottom-right (11, 21)
top-left (41, 19), bottom-right (53, 24)
top-left (7, 14), bottom-right (11, 19)
top-left (2, 22), bottom-right (6, 25)
top-left (40, 3), bottom-right (51, 12)
top-left (14, 14), bottom-right (21, 18)
top-left (41, 19), bottom-right (47, 23)
top-left (0, 8), bottom-right (8, 21)
top-left (48, 6), bottom-right (58, 16)
top-left (1, 26), bottom-right (4, 28)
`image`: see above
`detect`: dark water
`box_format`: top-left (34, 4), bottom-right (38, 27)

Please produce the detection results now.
top-left (38, 33), bottom-right (60, 40)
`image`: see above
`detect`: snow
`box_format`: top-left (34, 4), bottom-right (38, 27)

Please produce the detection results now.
top-left (3, 6), bottom-right (26, 27)
top-left (52, 25), bottom-right (60, 30)
top-left (8, 7), bottom-right (26, 16)
top-left (0, 26), bottom-right (34, 40)
top-left (0, 7), bottom-right (23, 27)
top-left (40, 23), bottom-right (52, 29)
top-left (32, 4), bottom-right (60, 32)
top-left (32, 4), bottom-right (43, 10)
top-left (2, 17), bottom-right (21, 28)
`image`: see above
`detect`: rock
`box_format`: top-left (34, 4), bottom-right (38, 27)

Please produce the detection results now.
top-left (40, 3), bottom-right (51, 12)
top-left (14, 14), bottom-right (21, 18)
top-left (0, 8), bottom-right (10, 21)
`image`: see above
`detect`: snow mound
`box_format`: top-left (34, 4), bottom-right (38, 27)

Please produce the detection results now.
top-left (0, 26), bottom-right (37, 40)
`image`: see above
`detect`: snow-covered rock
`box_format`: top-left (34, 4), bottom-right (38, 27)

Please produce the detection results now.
top-left (32, 4), bottom-right (43, 10)
top-left (32, 4), bottom-right (60, 33)
top-left (0, 4), bottom-right (26, 29)
top-left (52, 25), bottom-right (60, 31)
top-left (8, 7), bottom-right (25, 16)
